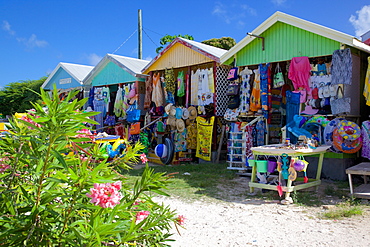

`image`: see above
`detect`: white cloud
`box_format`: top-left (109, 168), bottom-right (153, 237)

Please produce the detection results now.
top-left (212, 2), bottom-right (257, 26)
top-left (2, 20), bottom-right (15, 35)
top-left (271, 0), bottom-right (287, 6)
top-left (17, 34), bottom-right (48, 48)
top-left (86, 53), bottom-right (103, 65)
top-left (349, 5), bottom-right (370, 37)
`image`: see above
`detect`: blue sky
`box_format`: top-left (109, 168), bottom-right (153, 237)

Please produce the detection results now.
top-left (1, 0), bottom-right (370, 88)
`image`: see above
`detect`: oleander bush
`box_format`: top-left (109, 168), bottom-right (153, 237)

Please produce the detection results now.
top-left (0, 87), bottom-right (182, 246)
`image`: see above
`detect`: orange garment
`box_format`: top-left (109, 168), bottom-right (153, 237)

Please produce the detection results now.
top-left (250, 68), bottom-right (261, 112)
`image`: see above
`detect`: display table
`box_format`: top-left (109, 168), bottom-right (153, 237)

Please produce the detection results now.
top-left (249, 145), bottom-right (330, 204)
top-left (346, 162), bottom-right (370, 199)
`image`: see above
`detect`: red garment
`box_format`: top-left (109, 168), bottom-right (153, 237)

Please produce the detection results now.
top-left (288, 56), bottom-right (311, 91)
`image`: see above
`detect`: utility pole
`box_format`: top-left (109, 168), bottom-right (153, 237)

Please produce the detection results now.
top-left (138, 9), bottom-right (142, 59)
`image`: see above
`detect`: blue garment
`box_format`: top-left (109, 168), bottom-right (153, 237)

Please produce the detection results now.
top-left (88, 87), bottom-right (95, 109)
top-left (259, 63), bottom-right (270, 119)
top-left (286, 90), bottom-right (301, 143)
top-left (93, 99), bottom-right (106, 132)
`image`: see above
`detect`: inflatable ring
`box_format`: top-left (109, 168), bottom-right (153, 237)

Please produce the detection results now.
top-left (333, 129), bottom-right (362, 154)
top-left (304, 116), bottom-right (330, 128)
top-left (323, 118), bottom-right (344, 145)
top-left (337, 120), bottom-right (361, 141)
top-left (160, 138), bottom-right (175, 165)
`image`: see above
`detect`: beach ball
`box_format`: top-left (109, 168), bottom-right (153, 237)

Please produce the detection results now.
top-left (155, 144), bottom-right (168, 158)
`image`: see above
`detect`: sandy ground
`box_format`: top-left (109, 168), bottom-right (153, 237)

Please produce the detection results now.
top-left (154, 176), bottom-right (370, 247)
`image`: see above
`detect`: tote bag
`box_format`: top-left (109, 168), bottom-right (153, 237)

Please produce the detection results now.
top-left (126, 101), bottom-right (141, 123)
top-left (273, 63), bottom-right (285, 88)
top-left (330, 85), bottom-right (351, 115)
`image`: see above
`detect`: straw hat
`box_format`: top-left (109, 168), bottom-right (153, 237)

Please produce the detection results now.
top-left (188, 106), bottom-right (197, 120)
top-left (167, 116), bottom-right (177, 130)
top-left (165, 103), bottom-right (173, 115)
top-left (182, 107), bottom-right (189, 119)
top-left (176, 119), bottom-right (185, 132)
top-left (169, 105), bottom-right (176, 116)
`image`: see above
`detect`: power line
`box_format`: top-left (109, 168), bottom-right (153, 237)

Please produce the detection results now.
top-left (112, 29), bottom-right (138, 54)
top-left (143, 27), bottom-right (165, 37)
top-left (142, 28), bottom-right (159, 47)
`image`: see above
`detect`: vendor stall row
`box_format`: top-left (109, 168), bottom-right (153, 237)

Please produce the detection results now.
top-left (42, 12), bottom-right (370, 179)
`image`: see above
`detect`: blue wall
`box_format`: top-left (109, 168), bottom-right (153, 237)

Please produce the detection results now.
top-left (44, 67), bottom-right (82, 90)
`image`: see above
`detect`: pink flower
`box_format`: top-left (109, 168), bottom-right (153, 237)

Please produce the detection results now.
top-left (75, 129), bottom-right (94, 140)
top-left (21, 115), bottom-right (42, 128)
top-left (140, 153), bottom-right (148, 164)
top-left (0, 164), bottom-right (11, 173)
top-left (86, 181), bottom-right (122, 208)
top-left (136, 210), bottom-right (150, 224)
top-left (176, 215), bottom-right (186, 226)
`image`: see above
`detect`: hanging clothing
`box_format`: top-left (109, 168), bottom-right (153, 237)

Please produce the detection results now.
top-left (144, 75), bottom-right (153, 109)
top-left (88, 87), bottom-right (95, 109)
top-left (250, 68), bottom-right (261, 112)
top-left (331, 48), bottom-right (352, 85)
top-left (361, 121), bottom-right (370, 159)
top-left (164, 68), bottom-right (176, 94)
top-left (239, 67), bottom-right (253, 114)
top-left (174, 129), bottom-right (187, 152)
top-left (286, 90), bottom-right (301, 143)
top-left (208, 68), bottom-right (215, 93)
top-left (151, 72), bottom-right (164, 107)
top-left (191, 69), bottom-right (200, 105)
top-left (102, 87), bottom-right (110, 113)
top-left (364, 57), bottom-right (370, 106)
top-left (114, 87), bottom-right (124, 117)
top-left (288, 56), bottom-right (311, 91)
top-left (196, 116), bottom-right (215, 161)
top-left (260, 63), bottom-right (270, 119)
top-left (177, 70), bottom-right (185, 97)
top-left (252, 119), bottom-right (266, 147)
top-left (186, 120), bottom-right (197, 149)
top-left (93, 99), bottom-right (106, 132)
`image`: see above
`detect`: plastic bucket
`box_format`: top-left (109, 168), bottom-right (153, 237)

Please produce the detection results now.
top-left (267, 160), bottom-right (277, 173)
top-left (256, 160), bottom-right (268, 173)
top-left (248, 159), bottom-right (256, 167)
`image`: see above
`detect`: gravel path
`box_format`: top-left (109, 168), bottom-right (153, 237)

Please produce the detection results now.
top-left (153, 176), bottom-right (370, 247)
top-left (158, 196), bottom-right (370, 247)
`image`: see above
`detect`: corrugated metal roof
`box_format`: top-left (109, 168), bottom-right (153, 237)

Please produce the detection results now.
top-left (42, 62), bottom-right (93, 89)
top-left (221, 11), bottom-right (370, 63)
top-left (142, 37), bottom-right (227, 73)
top-left (84, 54), bottom-right (149, 85)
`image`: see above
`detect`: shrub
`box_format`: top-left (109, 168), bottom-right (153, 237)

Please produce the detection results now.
top-left (0, 87), bottom-right (182, 246)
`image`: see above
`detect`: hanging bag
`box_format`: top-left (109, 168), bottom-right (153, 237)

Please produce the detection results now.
top-left (129, 122), bottom-right (141, 135)
top-left (126, 101), bottom-right (141, 123)
top-left (273, 63), bottom-right (285, 88)
top-left (330, 85), bottom-right (351, 115)
top-left (227, 67), bottom-right (239, 81)
top-left (226, 83), bottom-right (240, 96)
top-left (227, 95), bottom-right (240, 109)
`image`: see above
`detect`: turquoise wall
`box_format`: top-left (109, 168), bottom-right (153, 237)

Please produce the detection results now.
top-left (91, 61), bottom-right (145, 86)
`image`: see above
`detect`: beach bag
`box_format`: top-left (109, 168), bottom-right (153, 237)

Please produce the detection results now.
top-left (330, 85), bottom-right (351, 115)
top-left (227, 67), bottom-right (239, 81)
top-left (228, 95), bottom-right (240, 109)
top-left (126, 101), bottom-right (141, 123)
top-left (273, 63), bottom-right (285, 88)
top-left (129, 122), bottom-right (141, 135)
top-left (226, 83), bottom-right (240, 96)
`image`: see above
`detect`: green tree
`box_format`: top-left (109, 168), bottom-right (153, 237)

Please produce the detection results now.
top-left (201, 37), bottom-right (236, 50)
top-left (0, 76), bottom-right (45, 116)
top-left (156, 34), bottom-right (194, 53)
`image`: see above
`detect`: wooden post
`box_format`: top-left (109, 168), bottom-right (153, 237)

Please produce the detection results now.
top-left (216, 125), bottom-right (226, 163)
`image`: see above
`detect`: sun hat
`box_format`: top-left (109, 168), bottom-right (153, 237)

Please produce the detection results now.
top-left (312, 87), bottom-right (319, 99)
top-left (188, 106), bottom-right (197, 120)
top-left (323, 85), bottom-right (330, 98)
top-left (301, 105), bottom-right (319, 115)
top-left (182, 107), bottom-right (189, 119)
top-left (176, 119), bottom-right (185, 132)
top-left (169, 106), bottom-right (176, 116)
top-left (166, 116), bottom-right (177, 130)
top-left (165, 103), bottom-right (173, 115)
top-left (175, 107), bottom-right (182, 119)
top-left (318, 87), bottom-right (324, 99)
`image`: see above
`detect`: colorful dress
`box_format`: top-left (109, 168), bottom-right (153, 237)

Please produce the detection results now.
top-left (196, 116), bottom-right (215, 161)
top-left (259, 63), bottom-right (270, 118)
top-left (331, 48), bottom-right (352, 85)
top-left (363, 56), bottom-right (370, 106)
top-left (177, 70), bottom-right (185, 97)
top-left (238, 67), bottom-right (253, 114)
top-left (151, 72), bottom-right (164, 107)
top-left (250, 68), bottom-right (261, 112)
